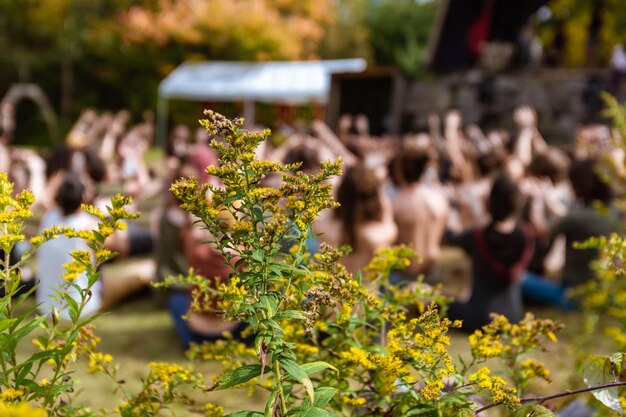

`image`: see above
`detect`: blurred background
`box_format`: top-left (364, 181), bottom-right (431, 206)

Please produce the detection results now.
top-left (1, 0), bottom-right (626, 146)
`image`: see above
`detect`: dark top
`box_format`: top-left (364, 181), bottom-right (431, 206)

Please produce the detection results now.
top-left (447, 223), bottom-right (534, 331)
top-left (551, 206), bottom-right (617, 288)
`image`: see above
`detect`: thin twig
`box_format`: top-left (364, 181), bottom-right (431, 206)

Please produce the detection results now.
top-left (474, 381), bottom-right (626, 415)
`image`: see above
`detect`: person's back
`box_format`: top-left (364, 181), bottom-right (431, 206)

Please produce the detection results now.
top-left (36, 174), bottom-right (100, 318)
top-left (319, 165), bottom-right (397, 275)
top-left (392, 150), bottom-right (448, 276)
top-left (522, 157), bottom-right (617, 309)
top-left (552, 158), bottom-right (617, 288)
top-left (447, 174), bottom-right (534, 331)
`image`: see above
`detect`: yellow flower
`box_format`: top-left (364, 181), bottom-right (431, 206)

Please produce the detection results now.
top-left (468, 330), bottom-right (509, 358)
top-left (519, 359), bottom-right (551, 382)
top-left (81, 204), bottom-right (107, 221)
top-left (469, 367), bottom-right (520, 409)
top-left (0, 402), bottom-right (46, 417)
top-left (295, 343), bottom-right (319, 355)
top-left (204, 403), bottom-right (224, 417)
top-left (341, 347), bottom-right (374, 369)
top-left (342, 396), bottom-right (366, 407)
top-left (87, 352), bottom-right (113, 374)
top-left (0, 389), bottom-right (23, 402)
top-left (421, 379), bottom-right (444, 401)
top-left (147, 362), bottom-right (201, 390)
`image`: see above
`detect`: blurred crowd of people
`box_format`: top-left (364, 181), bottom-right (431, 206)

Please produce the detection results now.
top-left (2, 104), bottom-right (623, 347)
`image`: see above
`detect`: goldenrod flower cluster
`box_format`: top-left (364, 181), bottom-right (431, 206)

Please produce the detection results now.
top-left (0, 389), bottom-right (22, 402)
top-left (469, 367), bottom-right (519, 409)
top-left (187, 339), bottom-right (256, 372)
top-left (204, 403), bottom-right (225, 417)
top-left (385, 306), bottom-right (459, 401)
top-left (219, 276), bottom-right (248, 299)
top-left (0, 402), bottom-right (46, 417)
top-left (518, 359), bottom-right (551, 383)
top-left (0, 173), bottom-right (34, 253)
top-left (364, 245), bottom-right (414, 278)
top-left (470, 314), bottom-right (560, 362)
top-left (469, 330), bottom-right (509, 358)
top-left (87, 352), bottom-right (113, 374)
top-left (341, 396), bottom-right (366, 407)
top-left (340, 347), bottom-right (409, 397)
top-left (147, 362), bottom-right (204, 391)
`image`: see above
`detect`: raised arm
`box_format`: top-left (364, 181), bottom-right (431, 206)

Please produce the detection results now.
top-left (311, 120), bottom-right (359, 167)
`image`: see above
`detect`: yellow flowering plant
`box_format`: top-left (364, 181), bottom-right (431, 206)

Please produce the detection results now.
top-left (0, 173), bottom-right (138, 416)
top-left (166, 111), bottom-right (567, 417)
top-left (563, 94), bottom-right (626, 416)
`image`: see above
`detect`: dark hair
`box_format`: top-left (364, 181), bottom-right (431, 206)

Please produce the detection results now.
top-left (488, 174), bottom-right (522, 222)
top-left (83, 146), bottom-right (107, 183)
top-left (398, 148), bottom-right (430, 184)
top-left (476, 151), bottom-right (503, 177)
top-left (527, 150), bottom-right (568, 182)
top-left (284, 145), bottom-right (320, 173)
top-left (55, 172), bottom-right (85, 216)
top-left (335, 165), bottom-right (382, 248)
top-left (569, 157), bottom-right (612, 205)
top-left (46, 145), bottom-right (74, 179)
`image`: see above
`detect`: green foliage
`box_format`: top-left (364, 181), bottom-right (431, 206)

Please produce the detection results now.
top-left (363, 0), bottom-right (438, 77)
top-left (168, 111), bottom-right (562, 417)
top-left (0, 173), bottom-right (138, 416)
top-left (573, 95), bottom-right (626, 416)
top-left (540, 0), bottom-right (626, 66)
top-left (582, 354), bottom-right (624, 415)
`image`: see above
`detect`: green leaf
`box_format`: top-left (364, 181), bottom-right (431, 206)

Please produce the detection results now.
top-left (259, 294), bottom-right (279, 318)
top-left (251, 249), bottom-right (264, 262)
top-left (10, 314), bottom-right (46, 345)
top-left (211, 365), bottom-right (263, 390)
top-left (264, 390), bottom-right (278, 417)
top-left (15, 361), bottom-right (33, 386)
top-left (0, 318), bottom-right (17, 333)
top-left (63, 293), bottom-right (80, 322)
top-left (268, 263), bottom-right (284, 278)
top-left (405, 405), bottom-right (436, 416)
top-left (279, 358), bottom-right (315, 403)
top-left (313, 387), bottom-right (337, 408)
top-left (582, 355), bottom-right (624, 415)
top-left (301, 361), bottom-right (338, 375)
top-left (225, 412), bottom-right (264, 417)
top-left (275, 310), bottom-right (307, 321)
top-left (288, 406), bottom-right (337, 417)
top-left (514, 404), bottom-right (555, 417)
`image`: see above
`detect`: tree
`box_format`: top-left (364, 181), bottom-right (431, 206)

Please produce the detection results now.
top-left (363, 0), bottom-right (438, 77)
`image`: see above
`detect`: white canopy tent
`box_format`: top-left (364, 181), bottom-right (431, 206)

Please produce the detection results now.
top-left (156, 59), bottom-right (367, 143)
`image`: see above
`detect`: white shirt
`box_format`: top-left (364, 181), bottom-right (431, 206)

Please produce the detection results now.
top-left (611, 46), bottom-right (626, 71)
top-left (36, 208), bottom-right (101, 319)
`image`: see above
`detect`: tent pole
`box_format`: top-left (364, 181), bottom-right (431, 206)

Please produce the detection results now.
top-left (243, 100), bottom-right (255, 127)
top-left (156, 97), bottom-right (169, 148)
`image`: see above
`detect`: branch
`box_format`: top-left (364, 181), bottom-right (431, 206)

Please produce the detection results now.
top-left (474, 381), bottom-right (626, 415)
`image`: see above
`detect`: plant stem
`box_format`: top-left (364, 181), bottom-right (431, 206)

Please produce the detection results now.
top-left (274, 358), bottom-right (288, 416)
top-left (474, 381), bottom-right (626, 414)
top-left (0, 233), bottom-right (10, 387)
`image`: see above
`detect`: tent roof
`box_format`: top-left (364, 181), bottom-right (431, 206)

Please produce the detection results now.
top-left (158, 59), bottom-right (367, 104)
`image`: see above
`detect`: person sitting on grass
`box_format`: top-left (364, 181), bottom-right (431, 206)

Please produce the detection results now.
top-left (446, 174), bottom-right (535, 332)
top-left (390, 147), bottom-right (449, 284)
top-left (36, 172), bottom-right (154, 319)
top-left (317, 165), bottom-right (397, 275)
top-left (522, 157), bottom-right (618, 309)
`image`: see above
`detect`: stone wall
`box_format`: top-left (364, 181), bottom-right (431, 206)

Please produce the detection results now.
top-left (402, 69), bottom-right (612, 143)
